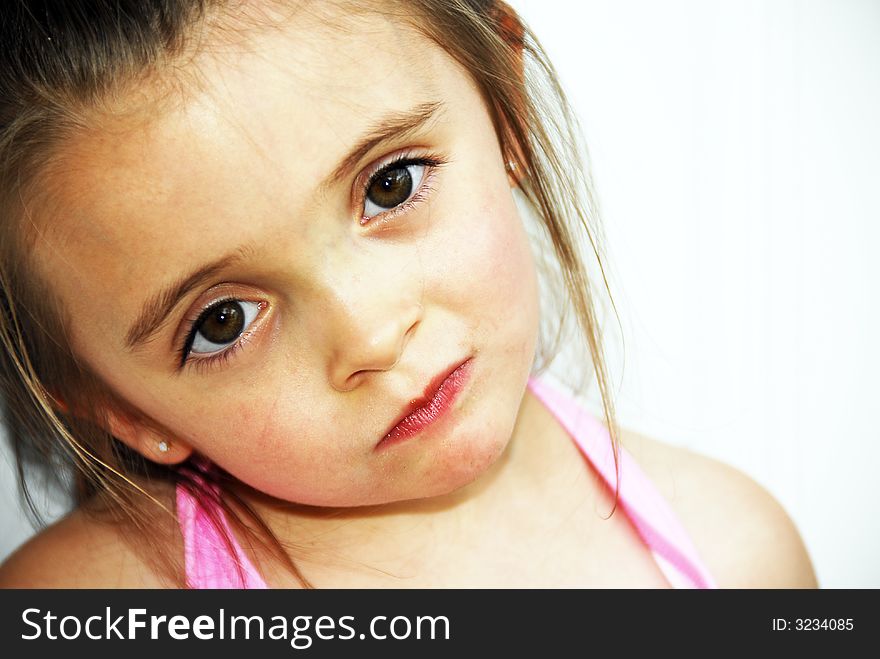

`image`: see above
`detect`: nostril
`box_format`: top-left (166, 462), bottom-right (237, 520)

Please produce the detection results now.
top-left (404, 307), bottom-right (422, 342)
top-left (332, 370), bottom-right (365, 393)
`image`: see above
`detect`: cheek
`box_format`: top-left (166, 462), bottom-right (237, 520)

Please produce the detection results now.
top-left (446, 187), bottom-right (540, 341)
top-left (213, 391), bottom-right (343, 470)
top-left (201, 402), bottom-right (362, 503)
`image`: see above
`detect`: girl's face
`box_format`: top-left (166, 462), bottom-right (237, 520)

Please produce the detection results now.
top-left (32, 5), bottom-right (540, 507)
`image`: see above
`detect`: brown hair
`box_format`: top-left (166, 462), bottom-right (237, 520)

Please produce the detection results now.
top-left (0, 0), bottom-right (621, 587)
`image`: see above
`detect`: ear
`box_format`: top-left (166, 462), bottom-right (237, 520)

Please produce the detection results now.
top-left (491, 2), bottom-right (528, 189)
top-left (492, 2), bottom-right (525, 60)
top-left (46, 390), bottom-right (70, 415)
top-left (104, 408), bottom-right (193, 465)
top-left (48, 389), bottom-right (193, 465)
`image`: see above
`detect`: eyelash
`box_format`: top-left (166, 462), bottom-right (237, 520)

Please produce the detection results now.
top-left (358, 151), bottom-right (446, 226)
top-left (175, 150), bottom-right (445, 373)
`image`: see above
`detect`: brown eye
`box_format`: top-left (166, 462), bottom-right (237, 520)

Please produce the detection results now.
top-left (200, 302), bottom-right (243, 343)
top-left (363, 161), bottom-right (426, 219)
top-left (189, 300), bottom-right (261, 355)
top-left (367, 167), bottom-right (412, 208)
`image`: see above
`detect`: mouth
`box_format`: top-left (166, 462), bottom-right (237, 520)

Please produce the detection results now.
top-left (376, 357), bottom-right (473, 450)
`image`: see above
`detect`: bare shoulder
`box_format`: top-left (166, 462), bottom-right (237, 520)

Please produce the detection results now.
top-left (0, 502), bottom-right (176, 589)
top-left (619, 427), bottom-right (819, 588)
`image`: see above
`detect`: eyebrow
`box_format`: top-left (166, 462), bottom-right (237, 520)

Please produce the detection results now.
top-left (124, 243), bottom-right (256, 351)
top-left (124, 100), bottom-right (445, 352)
top-left (319, 100), bottom-right (445, 192)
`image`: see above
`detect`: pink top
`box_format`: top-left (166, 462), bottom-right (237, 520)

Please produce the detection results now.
top-left (177, 375), bottom-right (718, 589)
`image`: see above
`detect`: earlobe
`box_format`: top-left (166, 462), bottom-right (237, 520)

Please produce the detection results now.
top-left (505, 160), bottom-right (521, 188)
top-left (104, 409), bottom-right (193, 466)
top-left (148, 437), bottom-right (190, 465)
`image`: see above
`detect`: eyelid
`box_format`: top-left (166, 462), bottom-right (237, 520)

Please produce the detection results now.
top-left (357, 147), bottom-right (424, 185)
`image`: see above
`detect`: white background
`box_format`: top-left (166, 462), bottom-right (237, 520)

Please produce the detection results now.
top-left (509, 0), bottom-right (880, 588)
top-left (2, 0), bottom-right (879, 588)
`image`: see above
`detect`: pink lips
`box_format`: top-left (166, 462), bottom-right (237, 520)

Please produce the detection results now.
top-left (376, 358), bottom-right (473, 450)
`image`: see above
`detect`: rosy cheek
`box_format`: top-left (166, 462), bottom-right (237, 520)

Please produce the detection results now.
top-left (456, 198), bottom-right (536, 313)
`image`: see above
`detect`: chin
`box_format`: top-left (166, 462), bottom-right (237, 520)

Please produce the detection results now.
top-left (392, 421), bottom-right (515, 506)
top-left (401, 364), bottom-right (529, 502)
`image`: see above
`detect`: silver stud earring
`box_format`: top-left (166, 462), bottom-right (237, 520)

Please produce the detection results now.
top-left (505, 160), bottom-right (517, 173)
top-left (157, 440), bottom-right (169, 454)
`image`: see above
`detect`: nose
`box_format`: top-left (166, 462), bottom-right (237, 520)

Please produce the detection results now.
top-left (324, 285), bottom-right (423, 392)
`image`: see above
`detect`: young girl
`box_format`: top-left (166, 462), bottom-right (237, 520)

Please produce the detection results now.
top-left (0, 0), bottom-right (816, 588)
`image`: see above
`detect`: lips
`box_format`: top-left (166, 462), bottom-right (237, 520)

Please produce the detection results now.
top-left (376, 357), bottom-right (472, 449)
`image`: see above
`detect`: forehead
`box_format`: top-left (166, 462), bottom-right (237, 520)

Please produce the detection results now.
top-left (32, 4), bottom-right (481, 340)
top-left (50, 4), bottom-right (445, 224)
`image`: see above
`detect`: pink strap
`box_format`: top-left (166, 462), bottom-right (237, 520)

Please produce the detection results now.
top-left (176, 481), bottom-right (267, 589)
top-left (526, 375), bottom-right (718, 589)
